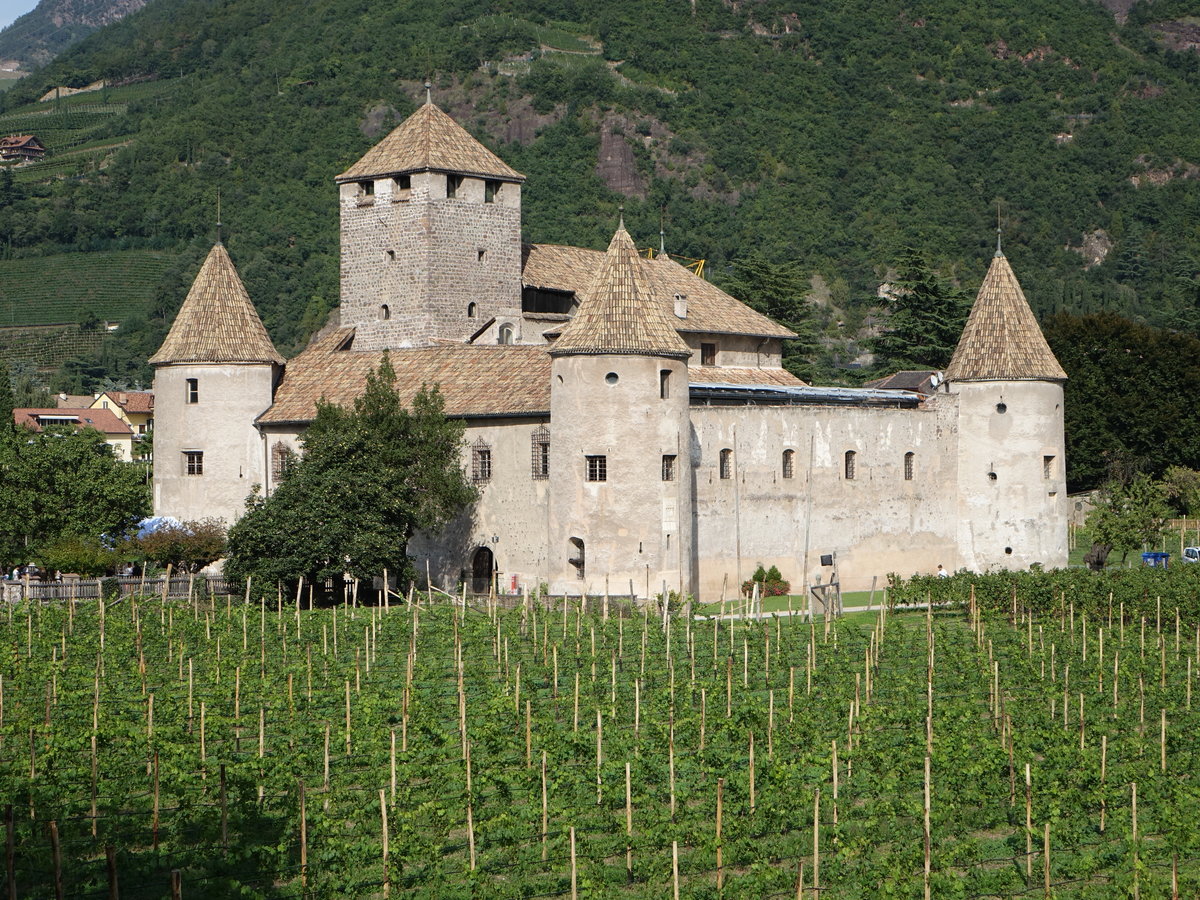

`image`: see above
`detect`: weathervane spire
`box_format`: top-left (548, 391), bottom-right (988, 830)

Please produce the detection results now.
top-left (216, 190), bottom-right (222, 245)
top-left (424, 80), bottom-right (432, 105)
top-left (995, 201), bottom-right (1003, 257)
top-left (617, 204), bottom-right (625, 231)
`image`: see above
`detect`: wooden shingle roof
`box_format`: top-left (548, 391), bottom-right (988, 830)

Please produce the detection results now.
top-left (149, 243), bottom-right (284, 367)
top-left (522, 244), bottom-right (795, 339)
top-left (550, 225), bottom-right (693, 359)
top-left (944, 252), bottom-right (1066, 382)
top-left (336, 101), bottom-right (524, 184)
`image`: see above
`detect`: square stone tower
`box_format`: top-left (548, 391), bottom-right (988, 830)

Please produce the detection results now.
top-left (335, 98), bottom-right (526, 350)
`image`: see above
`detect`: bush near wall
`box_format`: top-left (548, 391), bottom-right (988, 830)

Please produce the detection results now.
top-left (889, 567), bottom-right (1200, 622)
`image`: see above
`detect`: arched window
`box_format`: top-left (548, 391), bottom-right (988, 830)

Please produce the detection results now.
top-left (904, 452), bottom-right (914, 481)
top-left (471, 547), bottom-right (493, 594)
top-left (471, 438), bottom-right (492, 483)
top-left (531, 426), bottom-right (550, 479)
top-left (498, 324), bottom-right (514, 345)
top-left (844, 450), bottom-right (857, 480)
top-left (719, 448), bottom-right (733, 480)
top-left (467, 302), bottom-right (478, 319)
top-left (379, 304), bottom-right (390, 321)
top-left (568, 537), bottom-right (585, 580)
top-left (782, 449), bottom-right (795, 479)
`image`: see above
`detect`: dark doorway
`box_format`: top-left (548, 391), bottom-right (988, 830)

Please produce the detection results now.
top-left (471, 546), bottom-right (494, 594)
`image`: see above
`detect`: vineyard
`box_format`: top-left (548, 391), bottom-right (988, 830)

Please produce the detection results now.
top-left (0, 250), bottom-right (172, 328)
top-left (1, 584), bottom-right (1198, 898)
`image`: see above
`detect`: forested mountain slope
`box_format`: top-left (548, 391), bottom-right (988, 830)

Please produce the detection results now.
top-left (0, 0), bottom-right (1198, 404)
top-left (0, 0), bottom-right (147, 71)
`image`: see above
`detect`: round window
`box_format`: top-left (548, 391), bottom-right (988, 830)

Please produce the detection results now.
top-left (605, 372), bottom-right (619, 385)
top-left (996, 402), bottom-right (1007, 414)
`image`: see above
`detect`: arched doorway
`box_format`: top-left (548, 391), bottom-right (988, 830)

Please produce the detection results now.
top-left (471, 546), bottom-right (494, 594)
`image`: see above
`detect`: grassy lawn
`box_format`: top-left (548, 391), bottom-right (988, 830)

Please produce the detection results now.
top-left (696, 587), bottom-right (891, 617)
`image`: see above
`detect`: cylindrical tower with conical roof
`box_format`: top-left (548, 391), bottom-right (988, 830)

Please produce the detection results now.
top-left (150, 242), bottom-right (283, 524)
top-left (547, 224), bottom-right (695, 599)
top-left (944, 246), bottom-right (1068, 571)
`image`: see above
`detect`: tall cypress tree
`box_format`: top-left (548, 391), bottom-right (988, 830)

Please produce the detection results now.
top-left (870, 248), bottom-right (970, 373)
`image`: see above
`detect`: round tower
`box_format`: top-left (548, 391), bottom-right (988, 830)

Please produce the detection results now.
top-left (547, 224), bottom-right (695, 600)
top-left (944, 244), bottom-right (1068, 571)
top-left (149, 242), bottom-right (283, 524)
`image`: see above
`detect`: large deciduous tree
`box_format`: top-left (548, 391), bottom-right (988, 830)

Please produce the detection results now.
top-left (0, 420), bottom-right (150, 567)
top-left (1086, 473), bottom-right (1172, 565)
top-left (870, 248), bottom-right (970, 374)
top-left (225, 355), bottom-right (475, 596)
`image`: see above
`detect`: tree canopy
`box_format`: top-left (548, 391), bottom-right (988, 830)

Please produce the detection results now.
top-left (225, 356), bottom-right (476, 595)
top-left (716, 251), bottom-right (817, 381)
top-left (869, 248), bottom-right (971, 374)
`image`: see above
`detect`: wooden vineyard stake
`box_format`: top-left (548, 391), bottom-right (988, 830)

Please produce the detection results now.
top-left (923, 756), bottom-right (931, 900)
top-left (219, 765), bottom-right (228, 848)
top-left (699, 688), bottom-right (706, 752)
top-left (1025, 764), bottom-right (1033, 879)
top-left (542, 752), bottom-right (549, 862)
top-left (669, 719), bottom-right (677, 817)
top-left (716, 777), bottom-right (724, 893)
top-left (832, 740), bottom-right (839, 826)
top-left (795, 861), bottom-right (804, 900)
top-left (380, 788), bottom-right (391, 893)
top-left (1043, 823), bottom-right (1051, 899)
top-left (625, 761), bottom-right (633, 879)
top-left (105, 845), bottom-right (117, 900)
top-left (345, 680), bottom-right (351, 755)
top-left (1132, 782), bottom-right (1139, 900)
top-left (1100, 735), bottom-right (1107, 832)
top-left (569, 826), bottom-right (578, 900)
top-left (49, 821), bottom-right (63, 900)
top-left (390, 730), bottom-right (397, 804)
top-left (299, 781), bottom-right (308, 890)
top-left (812, 789), bottom-right (820, 900)
top-left (152, 750), bottom-right (160, 851)
top-left (748, 730), bottom-right (755, 814)
top-left (1161, 709), bottom-right (1167, 773)
top-left (672, 840), bottom-right (680, 900)
top-left (323, 723), bottom-right (331, 795)
top-left (91, 734), bottom-right (98, 837)
top-left (597, 709), bottom-right (604, 806)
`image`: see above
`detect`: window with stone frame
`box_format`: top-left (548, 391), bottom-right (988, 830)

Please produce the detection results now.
top-left (271, 441), bottom-right (297, 484)
top-left (184, 450), bottom-right (204, 476)
top-left (531, 426), bottom-right (550, 479)
top-left (485, 180), bottom-right (501, 203)
top-left (782, 449), bottom-right (795, 479)
top-left (701, 342), bottom-right (717, 366)
top-left (844, 450), bottom-right (857, 480)
top-left (185, 378), bottom-right (199, 404)
top-left (662, 454), bottom-right (677, 482)
top-left (719, 448), bottom-right (733, 479)
top-left (447, 174), bottom-right (464, 199)
top-left (586, 455), bottom-right (607, 482)
top-left (904, 452), bottom-right (915, 481)
top-left (471, 439), bottom-right (492, 483)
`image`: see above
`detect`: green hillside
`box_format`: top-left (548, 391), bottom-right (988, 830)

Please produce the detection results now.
top-left (0, 0), bottom-right (1197, 476)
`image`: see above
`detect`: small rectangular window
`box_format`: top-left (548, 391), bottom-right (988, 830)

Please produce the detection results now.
top-left (447, 174), bottom-right (463, 199)
top-left (393, 175), bottom-right (411, 199)
top-left (782, 449), bottom-right (795, 479)
top-left (660, 369), bottom-right (671, 399)
top-left (477, 248), bottom-right (486, 262)
top-left (484, 180), bottom-right (500, 203)
top-left (471, 439), bottom-right (492, 483)
top-left (184, 450), bottom-right (204, 476)
top-left (662, 454), bottom-right (676, 482)
top-left (185, 378), bottom-right (198, 404)
top-left (531, 427), bottom-right (550, 479)
top-left (701, 342), bottom-right (717, 366)
top-left (904, 451), bottom-right (914, 481)
top-left (1043, 455), bottom-right (1054, 479)
top-left (586, 455), bottom-right (607, 482)
top-left (844, 450), bottom-right (856, 480)
top-left (719, 448), bottom-right (732, 479)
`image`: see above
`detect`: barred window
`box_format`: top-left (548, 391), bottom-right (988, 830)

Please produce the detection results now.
top-left (782, 449), bottom-right (795, 479)
top-left (719, 448), bottom-right (732, 479)
top-left (844, 450), bottom-right (856, 480)
top-left (904, 452), bottom-right (915, 481)
top-left (271, 442), bottom-right (296, 483)
top-left (662, 454), bottom-right (676, 482)
top-left (184, 450), bottom-right (204, 476)
top-left (471, 439), bottom-right (492, 483)
top-left (586, 455), bottom-right (607, 482)
top-left (531, 426), bottom-right (550, 479)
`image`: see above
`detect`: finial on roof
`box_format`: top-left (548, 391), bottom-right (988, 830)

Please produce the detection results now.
top-left (216, 190), bottom-right (222, 245)
top-left (995, 201), bottom-right (1003, 258)
top-left (659, 229), bottom-right (666, 257)
top-left (618, 205), bottom-right (625, 231)
top-left (424, 80), bottom-right (432, 104)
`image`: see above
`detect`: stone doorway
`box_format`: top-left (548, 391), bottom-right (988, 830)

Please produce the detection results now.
top-left (471, 546), bottom-right (494, 594)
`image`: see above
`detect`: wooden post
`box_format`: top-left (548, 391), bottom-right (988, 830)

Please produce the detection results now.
top-left (152, 750), bottom-right (160, 851)
top-left (1043, 823), bottom-right (1051, 899)
top-left (625, 761), bottom-right (633, 880)
top-left (299, 781), bottom-right (307, 889)
top-left (49, 821), bottom-right (63, 900)
top-left (570, 826), bottom-right (578, 900)
top-left (105, 845), bottom-right (118, 900)
top-left (716, 777), bottom-right (724, 893)
top-left (1132, 782), bottom-right (1139, 900)
top-left (923, 755), bottom-right (931, 900)
top-left (812, 789), bottom-right (820, 900)
top-left (672, 840), bottom-right (680, 900)
top-left (748, 730), bottom-right (755, 814)
top-left (1025, 764), bottom-right (1033, 880)
top-left (1160, 709), bottom-right (1167, 773)
top-left (380, 788), bottom-right (391, 893)
top-left (1100, 735), bottom-right (1107, 833)
top-left (542, 751), bottom-right (549, 862)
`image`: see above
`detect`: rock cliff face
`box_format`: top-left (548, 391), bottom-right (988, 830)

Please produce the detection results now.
top-left (0, 0), bottom-right (147, 71)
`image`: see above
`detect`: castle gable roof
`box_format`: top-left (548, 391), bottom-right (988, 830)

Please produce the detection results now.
top-left (944, 252), bottom-right (1066, 383)
top-left (336, 101), bottom-right (524, 184)
top-left (522, 243), bottom-right (795, 340)
top-left (149, 243), bottom-right (284, 366)
top-left (550, 225), bottom-right (693, 359)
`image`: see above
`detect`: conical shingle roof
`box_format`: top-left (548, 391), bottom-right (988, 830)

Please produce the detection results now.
top-left (550, 225), bottom-right (692, 360)
top-left (944, 252), bottom-right (1066, 382)
top-left (336, 101), bottom-right (524, 184)
top-left (149, 243), bottom-right (284, 366)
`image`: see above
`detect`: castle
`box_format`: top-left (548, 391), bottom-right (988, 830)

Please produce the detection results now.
top-left (150, 97), bottom-right (1068, 599)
